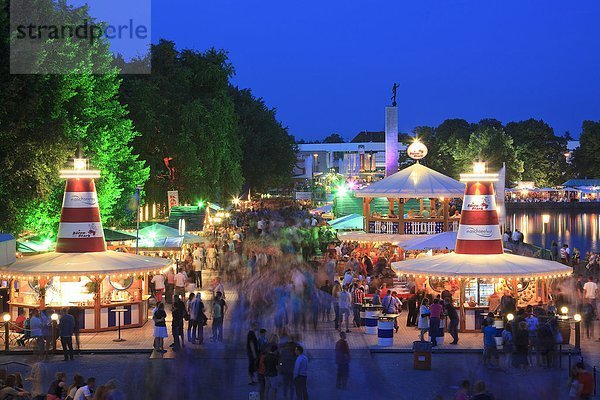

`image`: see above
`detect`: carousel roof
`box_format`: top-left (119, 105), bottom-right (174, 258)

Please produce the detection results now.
top-left (355, 162), bottom-right (465, 199)
top-left (391, 252), bottom-right (572, 279)
top-left (0, 251), bottom-right (171, 277)
top-left (399, 231), bottom-right (457, 251)
top-left (337, 231), bottom-right (420, 245)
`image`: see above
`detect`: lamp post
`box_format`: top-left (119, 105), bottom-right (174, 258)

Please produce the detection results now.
top-left (50, 313), bottom-right (59, 352)
top-left (135, 185), bottom-right (143, 254)
top-left (573, 313), bottom-right (581, 353)
top-left (3, 313), bottom-right (10, 351)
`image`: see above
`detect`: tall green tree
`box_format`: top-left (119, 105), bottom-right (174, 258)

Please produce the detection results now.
top-left (229, 87), bottom-right (297, 192)
top-left (0, 0), bottom-right (148, 237)
top-left (505, 119), bottom-right (568, 186)
top-left (571, 121), bottom-right (600, 178)
top-left (120, 40), bottom-right (243, 204)
top-left (322, 133), bottom-right (345, 143)
top-left (455, 126), bottom-right (524, 184)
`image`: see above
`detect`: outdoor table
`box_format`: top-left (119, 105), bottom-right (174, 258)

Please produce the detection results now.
top-left (364, 306), bottom-right (383, 334)
top-left (111, 307), bottom-right (127, 342)
top-left (377, 314), bottom-right (399, 346)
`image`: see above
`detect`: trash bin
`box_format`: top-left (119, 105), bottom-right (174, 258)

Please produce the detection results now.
top-left (364, 306), bottom-right (383, 335)
top-left (413, 341), bottom-right (432, 370)
top-left (377, 316), bottom-right (395, 346)
top-left (358, 303), bottom-right (366, 327)
top-left (558, 318), bottom-right (571, 345)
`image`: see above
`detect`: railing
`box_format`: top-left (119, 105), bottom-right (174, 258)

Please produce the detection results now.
top-left (368, 218), bottom-right (459, 234)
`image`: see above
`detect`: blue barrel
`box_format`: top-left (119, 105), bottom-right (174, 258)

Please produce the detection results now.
top-left (365, 310), bottom-right (381, 334)
top-left (378, 316), bottom-right (394, 346)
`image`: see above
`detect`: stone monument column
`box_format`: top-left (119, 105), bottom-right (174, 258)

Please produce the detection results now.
top-left (385, 106), bottom-right (399, 177)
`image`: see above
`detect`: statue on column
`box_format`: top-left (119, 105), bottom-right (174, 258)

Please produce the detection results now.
top-left (391, 83), bottom-right (399, 107)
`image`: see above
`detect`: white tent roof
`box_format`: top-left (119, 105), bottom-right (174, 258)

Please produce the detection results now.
top-left (355, 162), bottom-right (465, 199)
top-left (391, 252), bottom-right (572, 279)
top-left (0, 251), bottom-right (171, 277)
top-left (399, 232), bottom-right (457, 251)
top-left (337, 232), bottom-right (420, 245)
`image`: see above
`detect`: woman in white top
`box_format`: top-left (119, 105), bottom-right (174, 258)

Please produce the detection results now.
top-left (417, 298), bottom-right (430, 341)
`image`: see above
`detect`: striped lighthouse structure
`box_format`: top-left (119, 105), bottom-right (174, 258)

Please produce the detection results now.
top-left (56, 157), bottom-right (105, 253)
top-left (455, 162), bottom-right (503, 255)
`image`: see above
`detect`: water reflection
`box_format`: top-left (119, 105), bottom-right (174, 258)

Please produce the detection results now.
top-left (507, 211), bottom-right (599, 252)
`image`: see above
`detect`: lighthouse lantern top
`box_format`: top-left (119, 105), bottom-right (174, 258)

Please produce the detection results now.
top-left (459, 162), bottom-right (499, 182)
top-left (60, 157), bottom-right (100, 179)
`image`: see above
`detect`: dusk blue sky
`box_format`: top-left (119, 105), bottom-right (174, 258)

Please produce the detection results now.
top-left (86, 1), bottom-right (600, 141)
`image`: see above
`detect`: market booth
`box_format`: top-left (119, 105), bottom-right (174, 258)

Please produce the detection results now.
top-left (392, 163), bottom-right (572, 332)
top-left (0, 156), bottom-right (171, 332)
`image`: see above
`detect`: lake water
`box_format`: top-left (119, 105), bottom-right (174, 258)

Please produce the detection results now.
top-left (507, 211), bottom-right (600, 253)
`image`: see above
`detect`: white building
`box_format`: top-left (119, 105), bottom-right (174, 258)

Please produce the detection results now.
top-left (294, 131), bottom-right (407, 179)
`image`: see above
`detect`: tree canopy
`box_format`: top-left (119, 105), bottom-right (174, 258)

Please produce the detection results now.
top-left (0, 0), bottom-right (148, 237)
top-left (571, 121), bottom-right (600, 179)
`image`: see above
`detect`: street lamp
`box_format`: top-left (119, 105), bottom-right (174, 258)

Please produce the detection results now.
top-left (506, 313), bottom-right (514, 322)
top-left (51, 313), bottom-right (59, 351)
top-left (135, 185), bottom-right (143, 254)
top-left (574, 313), bottom-right (582, 352)
top-left (561, 306), bottom-right (569, 315)
top-left (2, 313), bottom-right (9, 351)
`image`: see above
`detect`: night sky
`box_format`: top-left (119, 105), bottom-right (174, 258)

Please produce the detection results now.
top-left (91, 1), bottom-right (600, 141)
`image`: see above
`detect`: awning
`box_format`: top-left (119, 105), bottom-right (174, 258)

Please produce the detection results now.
top-left (399, 232), bottom-right (457, 251)
top-left (0, 251), bottom-right (171, 277)
top-left (327, 214), bottom-right (364, 230)
top-left (391, 252), bottom-right (572, 279)
top-left (137, 224), bottom-right (205, 244)
top-left (103, 228), bottom-right (137, 242)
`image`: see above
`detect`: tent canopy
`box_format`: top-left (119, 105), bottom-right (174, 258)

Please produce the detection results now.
top-left (137, 224), bottom-right (204, 244)
top-left (0, 251), bottom-right (171, 277)
top-left (310, 204), bottom-right (332, 214)
top-left (327, 214), bottom-right (364, 231)
top-left (399, 232), bottom-right (457, 251)
top-left (391, 252), bottom-right (572, 279)
top-left (355, 162), bottom-right (465, 199)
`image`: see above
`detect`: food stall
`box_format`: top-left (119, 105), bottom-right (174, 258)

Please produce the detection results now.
top-left (392, 162), bottom-right (572, 332)
top-left (0, 155), bottom-right (171, 332)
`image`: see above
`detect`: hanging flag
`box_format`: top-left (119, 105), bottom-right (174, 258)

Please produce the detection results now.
top-left (167, 191), bottom-right (179, 210)
top-left (496, 163), bottom-right (507, 231)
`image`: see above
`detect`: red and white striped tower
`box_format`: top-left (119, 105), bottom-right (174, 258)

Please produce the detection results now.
top-left (455, 162), bottom-right (503, 255)
top-left (56, 157), bottom-right (106, 253)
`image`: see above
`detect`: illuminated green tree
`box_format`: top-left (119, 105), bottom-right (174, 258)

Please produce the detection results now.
top-left (0, 0), bottom-right (148, 237)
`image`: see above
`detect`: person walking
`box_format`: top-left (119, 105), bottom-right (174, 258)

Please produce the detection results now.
top-left (445, 299), bottom-right (459, 345)
top-left (352, 283), bottom-right (364, 328)
top-left (151, 273), bottom-right (165, 303)
top-left (171, 296), bottom-right (185, 351)
top-left (58, 308), bottom-right (75, 361)
top-left (264, 344), bottom-right (281, 400)
top-left (193, 244), bottom-right (205, 288)
top-left (335, 331), bottom-right (350, 389)
top-left (332, 281), bottom-right (341, 330)
top-left (280, 340), bottom-right (297, 400)
top-left (211, 291), bottom-right (226, 342)
top-left (153, 302), bottom-right (168, 353)
top-left (501, 322), bottom-right (514, 370)
top-left (293, 345), bottom-right (308, 400)
top-left (174, 268), bottom-right (187, 299)
top-left (186, 292), bottom-right (196, 343)
top-left (320, 280), bottom-right (333, 322)
top-left (338, 285), bottom-right (351, 333)
top-left (583, 276), bottom-right (597, 317)
top-left (418, 298), bottom-right (430, 341)
top-left (247, 324), bottom-right (259, 385)
top-left (29, 309), bottom-right (45, 357)
top-left (190, 293), bottom-right (206, 344)
top-left (407, 293), bottom-right (418, 327)
top-left (429, 298), bottom-right (443, 347)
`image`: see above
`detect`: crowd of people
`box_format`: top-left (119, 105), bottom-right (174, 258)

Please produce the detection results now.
top-left (0, 366), bottom-right (124, 400)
